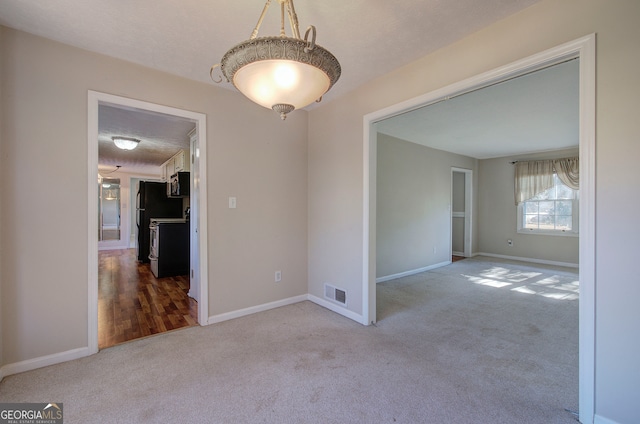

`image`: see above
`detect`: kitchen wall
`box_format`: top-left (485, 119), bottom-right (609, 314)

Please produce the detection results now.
top-left (477, 148), bottom-right (579, 265)
top-left (376, 133), bottom-right (477, 279)
top-left (0, 27), bottom-right (308, 367)
top-left (307, 0), bottom-right (640, 422)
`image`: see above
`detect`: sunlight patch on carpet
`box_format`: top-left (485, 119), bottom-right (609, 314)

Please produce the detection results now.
top-left (460, 265), bottom-right (579, 301)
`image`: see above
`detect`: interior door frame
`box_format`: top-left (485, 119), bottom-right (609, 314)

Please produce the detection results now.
top-left (451, 167), bottom-right (473, 258)
top-left (363, 34), bottom-right (596, 422)
top-left (188, 131), bottom-right (200, 303)
top-left (97, 175), bottom-right (131, 251)
top-left (87, 91), bottom-right (209, 352)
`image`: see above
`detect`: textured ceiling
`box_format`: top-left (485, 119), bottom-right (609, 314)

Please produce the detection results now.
top-left (0, 0), bottom-right (541, 107)
top-left (98, 104), bottom-right (195, 175)
top-left (0, 0), bottom-right (548, 169)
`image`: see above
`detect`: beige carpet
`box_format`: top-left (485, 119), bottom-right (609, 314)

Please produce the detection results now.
top-left (0, 256), bottom-right (579, 423)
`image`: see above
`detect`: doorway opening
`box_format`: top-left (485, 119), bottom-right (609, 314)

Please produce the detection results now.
top-left (451, 168), bottom-right (472, 260)
top-left (88, 91), bottom-right (209, 352)
top-left (99, 177), bottom-right (122, 242)
top-left (363, 35), bottom-right (595, 422)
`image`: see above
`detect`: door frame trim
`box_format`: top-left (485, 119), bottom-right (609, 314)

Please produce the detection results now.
top-left (363, 34), bottom-right (596, 422)
top-left (87, 91), bottom-right (209, 353)
top-left (451, 167), bottom-right (473, 258)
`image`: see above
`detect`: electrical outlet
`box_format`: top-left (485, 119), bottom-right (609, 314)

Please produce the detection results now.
top-left (508, 239), bottom-right (513, 247)
top-left (275, 270), bottom-right (282, 282)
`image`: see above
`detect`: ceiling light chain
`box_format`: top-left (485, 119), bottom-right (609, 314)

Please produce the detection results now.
top-left (211, 0), bottom-right (341, 120)
top-left (101, 165), bottom-right (122, 175)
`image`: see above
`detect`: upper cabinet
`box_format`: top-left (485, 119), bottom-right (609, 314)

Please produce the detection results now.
top-left (161, 159), bottom-right (173, 182)
top-left (173, 150), bottom-right (189, 173)
top-left (161, 149), bottom-right (190, 181)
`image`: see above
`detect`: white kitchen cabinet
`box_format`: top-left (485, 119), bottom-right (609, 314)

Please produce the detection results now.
top-left (173, 150), bottom-right (190, 172)
top-left (161, 149), bottom-right (190, 181)
top-left (161, 160), bottom-right (173, 181)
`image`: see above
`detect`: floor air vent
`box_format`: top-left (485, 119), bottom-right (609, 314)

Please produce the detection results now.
top-left (324, 283), bottom-right (347, 306)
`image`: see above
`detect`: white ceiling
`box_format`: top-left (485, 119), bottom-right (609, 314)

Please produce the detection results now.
top-left (377, 59), bottom-right (579, 159)
top-left (1, 0), bottom-right (559, 167)
top-left (0, 0), bottom-right (541, 104)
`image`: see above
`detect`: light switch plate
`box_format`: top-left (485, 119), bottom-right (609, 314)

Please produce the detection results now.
top-left (229, 197), bottom-right (236, 209)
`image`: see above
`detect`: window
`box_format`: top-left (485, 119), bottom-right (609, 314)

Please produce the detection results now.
top-left (518, 174), bottom-right (578, 235)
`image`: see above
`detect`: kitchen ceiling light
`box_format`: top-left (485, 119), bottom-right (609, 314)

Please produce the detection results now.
top-left (211, 0), bottom-right (341, 120)
top-left (112, 136), bottom-right (140, 150)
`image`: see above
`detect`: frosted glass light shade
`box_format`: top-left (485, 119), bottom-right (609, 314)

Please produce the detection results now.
top-left (233, 60), bottom-right (330, 111)
top-left (112, 136), bottom-right (140, 150)
top-left (219, 36), bottom-right (341, 119)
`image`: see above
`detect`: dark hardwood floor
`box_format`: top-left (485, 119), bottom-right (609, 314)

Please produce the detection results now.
top-left (98, 248), bottom-right (198, 349)
top-left (452, 255), bottom-right (466, 262)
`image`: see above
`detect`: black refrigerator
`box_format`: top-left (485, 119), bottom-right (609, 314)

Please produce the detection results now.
top-left (136, 181), bottom-right (183, 262)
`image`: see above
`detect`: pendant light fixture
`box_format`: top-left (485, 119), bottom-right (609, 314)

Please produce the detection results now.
top-left (211, 0), bottom-right (341, 120)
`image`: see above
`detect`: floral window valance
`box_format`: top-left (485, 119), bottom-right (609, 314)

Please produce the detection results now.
top-left (514, 157), bottom-right (579, 205)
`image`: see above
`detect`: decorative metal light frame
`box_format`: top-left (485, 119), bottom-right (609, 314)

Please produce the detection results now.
top-left (211, 0), bottom-right (341, 120)
top-left (112, 136), bottom-right (140, 150)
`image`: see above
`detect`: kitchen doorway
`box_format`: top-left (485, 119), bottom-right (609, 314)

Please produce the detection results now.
top-left (88, 91), bottom-right (209, 352)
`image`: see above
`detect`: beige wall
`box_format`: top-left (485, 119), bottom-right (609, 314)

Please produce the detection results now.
top-left (0, 28), bottom-right (308, 365)
top-left (376, 137), bottom-right (579, 271)
top-left (478, 148), bottom-right (579, 264)
top-left (376, 134), bottom-right (477, 278)
top-left (308, 0), bottom-right (640, 422)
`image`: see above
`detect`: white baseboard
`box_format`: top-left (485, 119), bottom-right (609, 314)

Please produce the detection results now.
top-left (476, 252), bottom-right (578, 268)
top-left (595, 414), bottom-right (621, 424)
top-left (98, 243), bottom-right (130, 251)
top-left (376, 261), bottom-right (451, 283)
top-left (307, 294), bottom-right (368, 325)
top-left (0, 293), bottom-right (365, 380)
top-left (207, 294), bottom-right (308, 325)
top-left (207, 293), bottom-right (368, 327)
top-left (452, 251), bottom-right (464, 256)
top-left (0, 347), bottom-right (91, 380)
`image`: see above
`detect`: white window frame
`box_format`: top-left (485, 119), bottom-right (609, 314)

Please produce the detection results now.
top-left (517, 173), bottom-right (579, 237)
